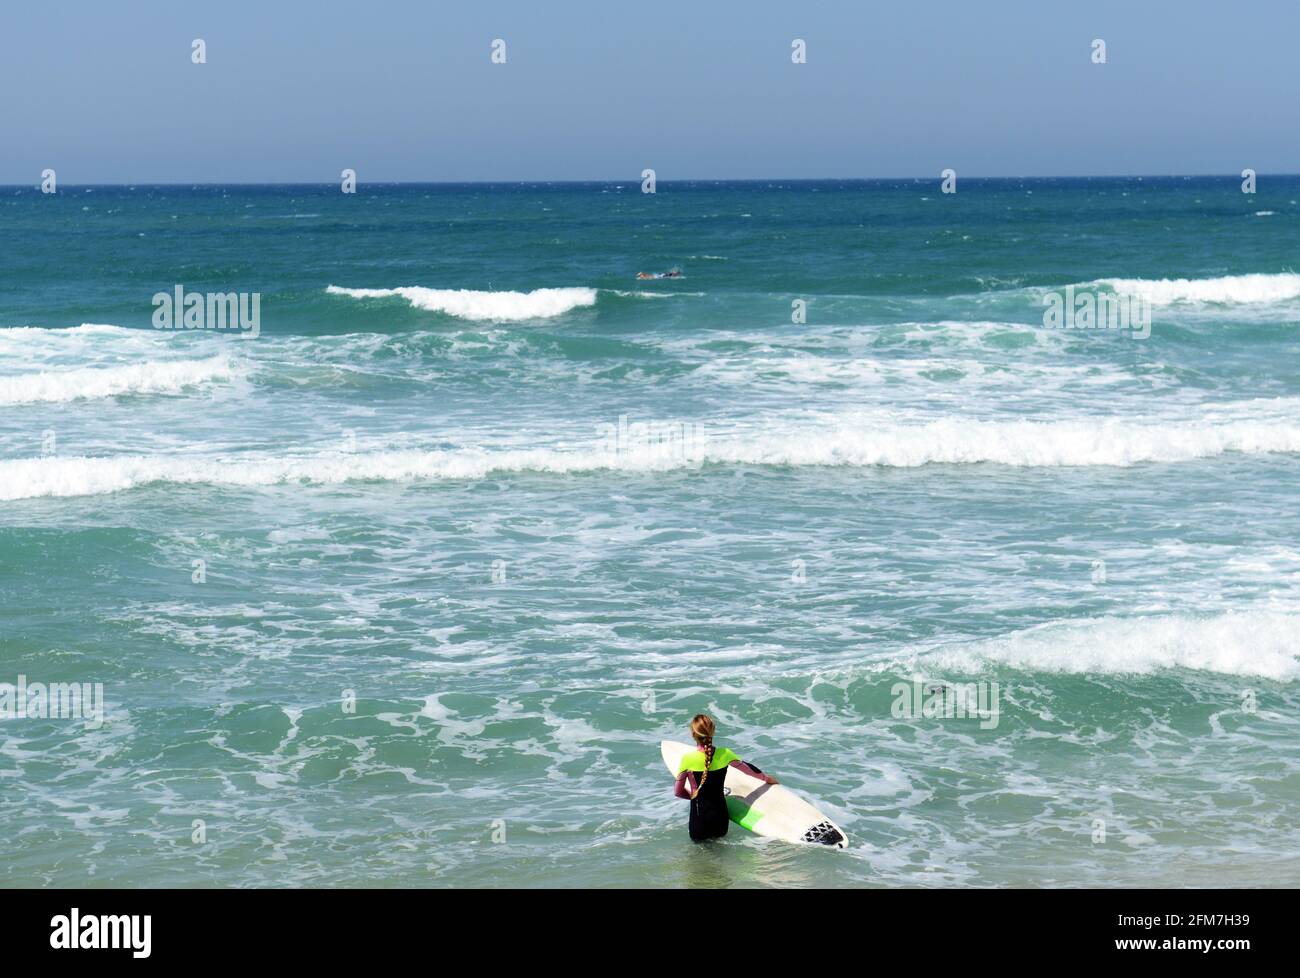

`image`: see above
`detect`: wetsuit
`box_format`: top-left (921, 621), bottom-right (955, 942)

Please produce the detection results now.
top-left (673, 746), bottom-right (765, 842)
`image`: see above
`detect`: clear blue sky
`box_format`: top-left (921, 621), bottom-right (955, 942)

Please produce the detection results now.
top-left (2, 0), bottom-right (1296, 183)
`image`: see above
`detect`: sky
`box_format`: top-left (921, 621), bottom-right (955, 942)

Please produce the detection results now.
top-left (1, 0), bottom-right (1296, 183)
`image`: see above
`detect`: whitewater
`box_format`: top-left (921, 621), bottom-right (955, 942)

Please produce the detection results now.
top-left (3, 178), bottom-right (1299, 889)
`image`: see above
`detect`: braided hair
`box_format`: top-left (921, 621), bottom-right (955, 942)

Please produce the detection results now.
top-left (689, 714), bottom-right (717, 800)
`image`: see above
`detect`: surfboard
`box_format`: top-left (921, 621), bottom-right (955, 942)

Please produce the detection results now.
top-left (660, 741), bottom-right (847, 848)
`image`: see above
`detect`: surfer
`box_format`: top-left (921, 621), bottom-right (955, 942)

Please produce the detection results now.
top-left (672, 714), bottom-right (777, 842)
top-left (635, 267), bottom-right (683, 280)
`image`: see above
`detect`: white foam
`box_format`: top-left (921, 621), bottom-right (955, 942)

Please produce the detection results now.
top-left (0, 356), bottom-right (238, 405)
top-left (731, 414), bottom-right (1300, 468)
top-left (7, 408), bottom-right (1300, 500)
top-left (908, 611), bottom-right (1300, 680)
top-left (694, 351), bottom-right (1124, 393)
top-left (0, 323), bottom-right (147, 358)
top-left (0, 322), bottom-right (138, 340)
top-left (608, 289), bottom-right (701, 300)
top-left (326, 285), bottom-right (597, 321)
top-left (1091, 272), bottom-right (1300, 306)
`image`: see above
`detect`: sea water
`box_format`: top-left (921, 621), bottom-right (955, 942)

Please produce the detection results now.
top-left (2, 178), bottom-right (1298, 887)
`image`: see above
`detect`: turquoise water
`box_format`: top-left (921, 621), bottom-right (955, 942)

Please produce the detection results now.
top-left (2, 178), bottom-right (1299, 887)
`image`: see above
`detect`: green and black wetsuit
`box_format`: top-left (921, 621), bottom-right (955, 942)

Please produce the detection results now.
top-left (676, 746), bottom-right (764, 841)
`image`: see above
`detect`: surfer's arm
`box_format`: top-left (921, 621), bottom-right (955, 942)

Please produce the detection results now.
top-left (730, 759), bottom-right (778, 784)
top-left (673, 770), bottom-right (697, 799)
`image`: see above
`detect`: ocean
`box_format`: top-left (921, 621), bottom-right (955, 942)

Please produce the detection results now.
top-left (2, 177), bottom-right (1298, 887)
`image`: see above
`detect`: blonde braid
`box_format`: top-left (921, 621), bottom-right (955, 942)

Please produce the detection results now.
top-left (687, 713), bottom-right (718, 800)
top-left (690, 740), bottom-right (715, 800)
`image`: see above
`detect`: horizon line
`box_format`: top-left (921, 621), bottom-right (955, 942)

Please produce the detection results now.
top-left (2, 173), bottom-right (1294, 189)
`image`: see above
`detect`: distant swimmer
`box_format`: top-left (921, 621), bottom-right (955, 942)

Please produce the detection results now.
top-left (636, 267), bottom-right (683, 280)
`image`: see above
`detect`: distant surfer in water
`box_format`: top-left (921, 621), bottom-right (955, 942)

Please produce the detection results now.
top-left (672, 714), bottom-right (777, 842)
top-left (636, 267), bottom-right (683, 280)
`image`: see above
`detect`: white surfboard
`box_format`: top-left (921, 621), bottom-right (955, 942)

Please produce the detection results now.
top-left (660, 741), bottom-right (847, 849)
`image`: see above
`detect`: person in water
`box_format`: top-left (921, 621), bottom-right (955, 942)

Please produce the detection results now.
top-left (672, 714), bottom-right (777, 842)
